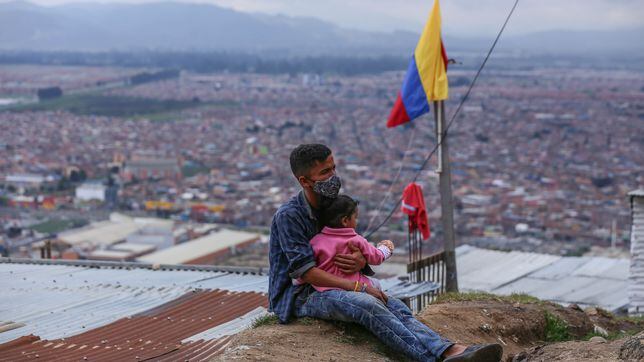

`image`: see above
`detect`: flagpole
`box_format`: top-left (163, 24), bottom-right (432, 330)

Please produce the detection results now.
top-left (434, 100), bottom-right (458, 292)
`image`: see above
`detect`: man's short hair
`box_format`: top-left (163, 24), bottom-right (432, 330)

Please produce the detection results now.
top-left (289, 144), bottom-right (332, 177)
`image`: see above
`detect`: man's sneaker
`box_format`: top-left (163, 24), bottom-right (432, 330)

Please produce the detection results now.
top-left (443, 343), bottom-right (503, 362)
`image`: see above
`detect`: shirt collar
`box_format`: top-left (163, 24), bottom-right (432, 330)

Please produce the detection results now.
top-left (321, 226), bottom-right (357, 236)
top-left (298, 191), bottom-right (317, 220)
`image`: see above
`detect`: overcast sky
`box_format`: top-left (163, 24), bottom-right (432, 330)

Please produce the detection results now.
top-left (10, 0), bottom-right (644, 37)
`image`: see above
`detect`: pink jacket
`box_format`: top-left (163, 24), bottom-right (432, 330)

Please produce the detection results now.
top-left (302, 226), bottom-right (385, 292)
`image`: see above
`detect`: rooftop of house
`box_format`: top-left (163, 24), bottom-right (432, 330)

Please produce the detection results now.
top-left (0, 258), bottom-right (268, 361)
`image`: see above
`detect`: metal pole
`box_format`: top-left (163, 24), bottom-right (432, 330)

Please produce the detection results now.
top-left (434, 100), bottom-right (458, 292)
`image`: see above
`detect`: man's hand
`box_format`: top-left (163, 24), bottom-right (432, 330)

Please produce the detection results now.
top-left (365, 285), bottom-right (388, 305)
top-left (334, 241), bottom-right (366, 274)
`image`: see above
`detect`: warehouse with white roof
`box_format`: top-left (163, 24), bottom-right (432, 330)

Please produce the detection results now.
top-left (138, 228), bottom-right (260, 265)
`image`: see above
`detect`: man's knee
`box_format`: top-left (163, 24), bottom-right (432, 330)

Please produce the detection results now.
top-left (307, 290), bottom-right (389, 321)
top-left (388, 297), bottom-right (413, 315)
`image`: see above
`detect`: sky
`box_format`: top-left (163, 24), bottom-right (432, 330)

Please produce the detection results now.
top-left (7, 0), bottom-right (644, 37)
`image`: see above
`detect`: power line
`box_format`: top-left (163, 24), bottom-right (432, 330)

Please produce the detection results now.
top-left (364, 128), bottom-right (416, 232)
top-left (364, 0), bottom-right (520, 239)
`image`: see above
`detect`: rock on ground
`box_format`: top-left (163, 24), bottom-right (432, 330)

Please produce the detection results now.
top-left (619, 331), bottom-right (644, 361)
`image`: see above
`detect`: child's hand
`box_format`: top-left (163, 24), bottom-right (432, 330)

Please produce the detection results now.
top-left (377, 240), bottom-right (394, 253)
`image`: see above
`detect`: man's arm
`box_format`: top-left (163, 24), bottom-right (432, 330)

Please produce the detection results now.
top-left (334, 242), bottom-right (374, 275)
top-left (300, 267), bottom-right (355, 290)
top-left (301, 267), bottom-right (387, 304)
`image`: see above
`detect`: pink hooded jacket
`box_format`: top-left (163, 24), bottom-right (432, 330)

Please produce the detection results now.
top-left (298, 226), bottom-right (386, 292)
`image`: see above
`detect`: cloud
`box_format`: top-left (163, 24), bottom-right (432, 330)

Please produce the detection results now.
top-left (11, 0), bottom-right (644, 36)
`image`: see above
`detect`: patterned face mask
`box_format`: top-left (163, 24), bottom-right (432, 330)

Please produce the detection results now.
top-left (312, 174), bottom-right (341, 199)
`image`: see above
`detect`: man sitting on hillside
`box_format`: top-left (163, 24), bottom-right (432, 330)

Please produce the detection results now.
top-left (269, 143), bottom-right (503, 362)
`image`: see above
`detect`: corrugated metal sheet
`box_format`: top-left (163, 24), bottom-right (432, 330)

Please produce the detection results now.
top-left (456, 245), bottom-right (560, 291)
top-left (0, 261), bottom-right (269, 347)
top-left (456, 245), bottom-right (629, 312)
top-left (629, 192), bottom-right (644, 315)
top-left (0, 289), bottom-right (267, 361)
top-left (0, 259), bottom-right (270, 361)
top-left (182, 306), bottom-right (268, 342)
top-left (382, 280), bottom-right (441, 300)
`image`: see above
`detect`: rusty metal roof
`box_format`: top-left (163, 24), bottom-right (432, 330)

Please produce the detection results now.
top-left (0, 259), bottom-right (269, 361)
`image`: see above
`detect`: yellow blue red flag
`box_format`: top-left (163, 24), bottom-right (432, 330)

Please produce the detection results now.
top-left (387, 0), bottom-right (449, 128)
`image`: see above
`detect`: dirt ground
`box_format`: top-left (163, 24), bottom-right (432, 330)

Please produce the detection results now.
top-left (214, 318), bottom-right (402, 361)
top-left (513, 337), bottom-right (625, 361)
top-left (215, 298), bottom-right (643, 362)
top-left (415, 300), bottom-right (594, 360)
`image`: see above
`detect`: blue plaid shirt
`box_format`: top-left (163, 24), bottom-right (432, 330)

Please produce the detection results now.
top-left (268, 191), bottom-right (374, 323)
top-left (268, 191), bottom-right (319, 323)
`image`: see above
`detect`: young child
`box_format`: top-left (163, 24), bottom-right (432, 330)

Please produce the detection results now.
top-left (300, 194), bottom-right (394, 293)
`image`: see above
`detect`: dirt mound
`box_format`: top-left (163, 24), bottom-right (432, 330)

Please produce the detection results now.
top-left (415, 299), bottom-right (594, 360)
top-left (513, 337), bottom-right (625, 361)
top-left (514, 332), bottom-right (644, 361)
top-left (216, 295), bottom-right (642, 362)
top-left (214, 318), bottom-right (402, 361)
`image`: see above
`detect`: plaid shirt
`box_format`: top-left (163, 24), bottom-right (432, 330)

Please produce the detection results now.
top-left (268, 191), bottom-right (319, 323)
top-left (268, 191), bottom-right (374, 323)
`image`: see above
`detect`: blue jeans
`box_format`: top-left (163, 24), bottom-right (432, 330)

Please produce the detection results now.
top-left (295, 288), bottom-right (453, 362)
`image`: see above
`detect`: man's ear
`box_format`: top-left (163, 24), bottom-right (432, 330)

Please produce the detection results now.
top-left (297, 175), bottom-right (310, 188)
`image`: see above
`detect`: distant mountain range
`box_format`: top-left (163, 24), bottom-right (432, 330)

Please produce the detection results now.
top-left (1, 1), bottom-right (642, 56)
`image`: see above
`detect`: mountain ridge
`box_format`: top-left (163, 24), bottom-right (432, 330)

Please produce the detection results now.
top-left (0, 1), bottom-right (642, 56)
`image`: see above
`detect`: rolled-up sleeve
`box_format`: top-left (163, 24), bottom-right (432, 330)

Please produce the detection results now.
top-left (274, 211), bottom-right (316, 279)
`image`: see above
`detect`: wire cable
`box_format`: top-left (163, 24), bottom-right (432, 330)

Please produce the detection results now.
top-left (364, 129), bottom-right (416, 232)
top-left (364, 0), bottom-right (520, 239)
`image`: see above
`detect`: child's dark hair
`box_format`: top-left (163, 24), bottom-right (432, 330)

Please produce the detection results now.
top-left (320, 194), bottom-right (359, 228)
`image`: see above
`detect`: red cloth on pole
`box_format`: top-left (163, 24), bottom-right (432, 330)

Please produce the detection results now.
top-left (401, 183), bottom-right (430, 240)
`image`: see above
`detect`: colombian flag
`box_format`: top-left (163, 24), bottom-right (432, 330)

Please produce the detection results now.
top-left (387, 0), bottom-right (449, 128)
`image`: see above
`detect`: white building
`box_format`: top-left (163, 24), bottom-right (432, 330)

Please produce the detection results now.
top-left (75, 182), bottom-right (107, 202)
top-left (628, 190), bottom-right (644, 316)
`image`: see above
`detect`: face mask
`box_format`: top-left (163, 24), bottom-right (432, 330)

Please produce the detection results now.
top-left (312, 174), bottom-right (341, 199)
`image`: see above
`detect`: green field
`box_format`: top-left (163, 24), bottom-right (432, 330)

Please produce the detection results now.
top-left (11, 94), bottom-right (201, 118)
top-left (29, 218), bottom-right (87, 234)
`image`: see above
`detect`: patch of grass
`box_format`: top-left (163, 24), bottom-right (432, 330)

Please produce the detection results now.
top-left (10, 94), bottom-right (198, 117)
top-left (297, 317), bottom-right (316, 326)
top-left (182, 163), bottom-right (210, 178)
top-left (433, 291), bottom-right (543, 305)
top-left (616, 315), bottom-right (644, 325)
top-left (544, 311), bottom-right (571, 342)
top-left (506, 293), bottom-right (543, 304)
top-left (251, 314), bottom-right (279, 328)
top-left (29, 218), bottom-right (87, 234)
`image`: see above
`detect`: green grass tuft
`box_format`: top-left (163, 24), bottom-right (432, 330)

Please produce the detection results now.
top-left (433, 291), bottom-right (543, 305)
top-left (251, 314), bottom-right (279, 328)
top-left (544, 311), bottom-right (571, 342)
top-left (297, 317), bottom-right (316, 326)
top-left (616, 315), bottom-right (644, 324)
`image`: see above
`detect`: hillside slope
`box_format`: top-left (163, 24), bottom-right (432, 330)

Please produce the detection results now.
top-left (216, 294), bottom-right (643, 361)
